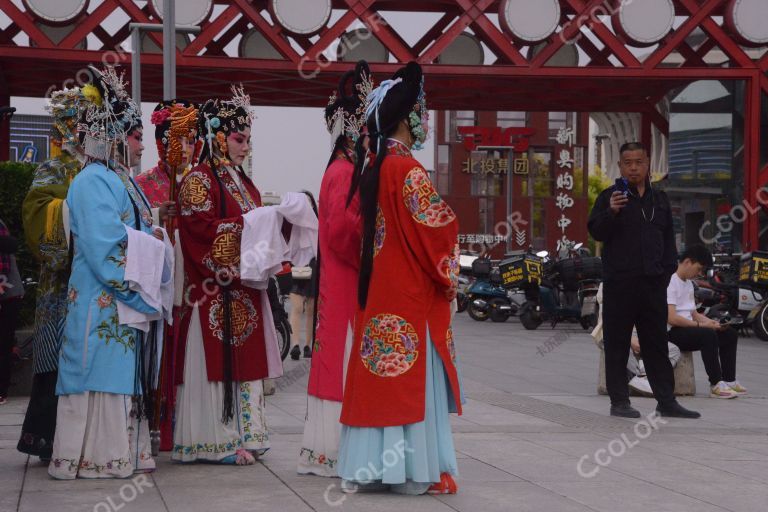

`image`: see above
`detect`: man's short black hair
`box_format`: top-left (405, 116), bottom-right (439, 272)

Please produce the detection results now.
top-left (679, 244), bottom-right (713, 267)
top-left (619, 141), bottom-right (648, 157)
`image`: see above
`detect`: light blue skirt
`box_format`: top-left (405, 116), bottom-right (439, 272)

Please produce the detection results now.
top-left (337, 334), bottom-right (461, 486)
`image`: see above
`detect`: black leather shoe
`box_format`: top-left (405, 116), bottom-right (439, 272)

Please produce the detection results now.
top-left (610, 403), bottom-right (641, 418)
top-left (303, 345), bottom-right (312, 358)
top-left (656, 401), bottom-right (701, 418)
top-left (290, 345), bottom-right (301, 361)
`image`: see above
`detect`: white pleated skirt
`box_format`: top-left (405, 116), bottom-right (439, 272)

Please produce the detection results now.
top-left (48, 391), bottom-right (155, 479)
top-left (172, 304), bottom-right (269, 463)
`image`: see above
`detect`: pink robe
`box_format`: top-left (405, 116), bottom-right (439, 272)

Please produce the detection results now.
top-left (306, 156), bottom-right (362, 402)
top-left (135, 165), bottom-right (171, 208)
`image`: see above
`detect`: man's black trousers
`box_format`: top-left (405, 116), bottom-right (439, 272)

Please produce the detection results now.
top-left (603, 275), bottom-right (675, 407)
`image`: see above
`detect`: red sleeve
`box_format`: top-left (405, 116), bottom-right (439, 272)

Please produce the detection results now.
top-left (177, 166), bottom-right (245, 282)
top-left (396, 164), bottom-right (460, 297)
top-left (326, 169), bottom-right (362, 267)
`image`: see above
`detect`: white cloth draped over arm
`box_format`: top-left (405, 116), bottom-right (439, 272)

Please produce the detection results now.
top-left (239, 192), bottom-right (319, 285)
top-left (117, 225), bottom-right (175, 331)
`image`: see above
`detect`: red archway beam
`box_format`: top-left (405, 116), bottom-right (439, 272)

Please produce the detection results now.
top-left (0, 0), bottom-right (55, 48)
top-left (183, 4), bottom-right (242, 57)
top-left (643, 0), bottom-right (723, 69)
top-left (677, 0), bottom-right (754, 69)
top-left (58, 0), bottom-right (118, 50)
top-left (233, 0), bottom-right (301, 62)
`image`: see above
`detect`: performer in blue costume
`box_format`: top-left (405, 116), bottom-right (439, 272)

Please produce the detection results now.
top-left (49, 66), bottom-right (165, 480)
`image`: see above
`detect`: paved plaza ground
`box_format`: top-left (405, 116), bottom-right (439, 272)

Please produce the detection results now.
top-left (2, 313), bottom-right (767, 512)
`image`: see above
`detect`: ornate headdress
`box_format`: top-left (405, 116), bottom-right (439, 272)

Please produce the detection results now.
top-left (79, 65), bottom-right (142, 162)
top-left (46, 86), bottom-right (94, 158)
top-left (365, 62), bottom-right (427, 151)
top-left (150, 99), bottom-right (199, 169)
top-left (198, 84), bottom-right (253, 163)
top-left (325, 60), bottom-right (374, 148)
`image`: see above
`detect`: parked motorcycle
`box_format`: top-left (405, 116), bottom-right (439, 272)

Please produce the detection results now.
top-left (736, 251), bottom-right (768, 341)
top-left (515, 243), bottom-right (602, 330)
top-left (466, 257), bottom-right (520, 322)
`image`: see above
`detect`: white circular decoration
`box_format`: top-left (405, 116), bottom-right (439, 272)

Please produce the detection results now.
top-left (613, 0), bottom-right (675, 46)
top-left (150, 0), bottom-right (213, 27)
top-left (338, 29), bottom-right (389, 63)
top-left (269, 0), bottom-right (332, 36)
top-left (23, 0), bottom-right (88, 25)
top-left (239, 29), bottom-right (283, 59)
top-left (32, 22), bottom-right (86, 48)
top-left (437, 33), bottom-right (484, 65)
top-left (141, 32), bottom-right (190, 54)
top-left (726, 0), bottom-right (768, 46)
top-left (528, 41), bottom-right (579, 67)
top-left (499, 0), bottom-right (560, 44)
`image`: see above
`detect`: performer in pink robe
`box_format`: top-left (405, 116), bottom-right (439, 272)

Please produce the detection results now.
top-left (298, 61), bottom-right (372, 476)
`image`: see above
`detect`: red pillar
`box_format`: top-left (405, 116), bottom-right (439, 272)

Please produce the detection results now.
top-left (0, 91), bottom-right (9, 162)
top-left (640, 111), bottom-right (652, 150)
top-left (743, 73), bottom-right (761, 252)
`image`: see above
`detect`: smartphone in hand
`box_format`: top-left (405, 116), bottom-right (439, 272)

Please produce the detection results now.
top-left (614, 177), bottom-right (629, 196)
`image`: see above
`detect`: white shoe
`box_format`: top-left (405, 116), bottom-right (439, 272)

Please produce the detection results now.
top-left (726, 381), bottom-right (747, 395)
top-left (710, 381), bottom-right (738, 399)
top-left (628, 376), bottom-right (653, 397)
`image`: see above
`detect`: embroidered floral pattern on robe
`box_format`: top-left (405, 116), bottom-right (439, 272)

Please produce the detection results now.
top-left (360, 314), bottom-right (419, 377)
top-left (373, 206), bottom-right (386, 257)
top-left (403, 167), bottom-right (456, 228)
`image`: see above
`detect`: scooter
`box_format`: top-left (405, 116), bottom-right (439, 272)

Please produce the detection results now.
top-left (466, 257), bottom-right (519, 322)
top-left (518, 243), bottom-right (602, 330)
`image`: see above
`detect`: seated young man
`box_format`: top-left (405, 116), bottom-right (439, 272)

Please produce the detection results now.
top-left (627, 329), bottom-right (681, 397)
top-left (667, 245), bottom-right (746, 399)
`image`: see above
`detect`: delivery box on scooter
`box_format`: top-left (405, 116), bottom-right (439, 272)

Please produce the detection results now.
top-left (739, 251), bottom-right (768, 287)
top-left (499, 254), bottom-right (543, 289)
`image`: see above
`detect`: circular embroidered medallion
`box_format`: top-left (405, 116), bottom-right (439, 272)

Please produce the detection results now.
top-left (180, 172), bottom-right (212, 214)
top-left (373, 206), bottom-right (385, 257)
top-left (209, 291), bottom-right (258, 346)
top-left (211, 231), bottom-right (240, 267)
top-left (403, 167), bottom-right (456, 228)
top-left (360, 314), bottom-right (419, 377)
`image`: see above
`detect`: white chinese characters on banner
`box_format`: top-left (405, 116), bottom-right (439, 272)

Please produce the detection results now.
top-left (556, 193), bottom-right (574, 211)
top-left (458, 234), bottom-right (508, 244)
top-left (556, 235), bottom-right (575, 253)
top-left (555, 127), bottom-right (576, 251)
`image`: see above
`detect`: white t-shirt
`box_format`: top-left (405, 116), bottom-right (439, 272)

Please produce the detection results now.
top-left (667, 272), bottom-right (696, 330)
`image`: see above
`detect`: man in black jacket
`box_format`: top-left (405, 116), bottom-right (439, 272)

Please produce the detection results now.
top-left (588, 142), bottom-right (700, 419)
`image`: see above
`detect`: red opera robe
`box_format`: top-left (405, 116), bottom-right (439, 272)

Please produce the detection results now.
top-left (340, 141), bottom-right (463, 428)
top-left (307, 154), bottom-right (362, 401)
top-left (175, 162), bottom-right (277, 385)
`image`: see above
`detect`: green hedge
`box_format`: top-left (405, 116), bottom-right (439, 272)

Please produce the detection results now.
top-left (0, 161), bottom-right (38, 326)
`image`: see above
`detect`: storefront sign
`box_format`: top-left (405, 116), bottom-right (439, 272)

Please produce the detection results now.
top-left (554, 126), bottom-right (576, 253)
top-left (457, 126), bottom-right (535, 151)
top-left (460, 157), bottom-right (530, 175)
top-left (458, 234), bottom-right (508, 244)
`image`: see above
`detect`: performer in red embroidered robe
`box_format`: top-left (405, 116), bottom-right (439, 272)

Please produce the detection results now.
top-left (173, 87), bottom-right (282, 465)
top-left (135, 100), bottom-right (199, 452)
top-left (298, 61), bottom-right (372, 477)
top-left (339, 63), bottom-right (464, 495)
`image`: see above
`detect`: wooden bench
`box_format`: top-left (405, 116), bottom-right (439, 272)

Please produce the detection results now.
top-left (598, 346), bottom-right (696, 396)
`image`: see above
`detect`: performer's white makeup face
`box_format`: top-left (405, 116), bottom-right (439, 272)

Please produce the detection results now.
top-left (180, 134), bottom-right (195, 168)
top-left (227, 126), bottom-right (251, 167)
top-left (126, 128), bottom-right (144, 167)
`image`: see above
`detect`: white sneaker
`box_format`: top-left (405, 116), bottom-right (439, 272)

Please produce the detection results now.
top-left (628, 376), bottom-right (653, 397)
top-left (726, 381), bottom-right (747, 395)
top-left (710, 381), bottom-right (737, 399)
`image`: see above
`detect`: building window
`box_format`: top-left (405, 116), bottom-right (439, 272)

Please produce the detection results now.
top-left (470, 150), bottom-right (503, 197)
top-left (450, 110), bottom-right (476, 142)
top-left (497, 111), bottom-right (526, 129)
top-left (437, 144), bottom-right (451, 196)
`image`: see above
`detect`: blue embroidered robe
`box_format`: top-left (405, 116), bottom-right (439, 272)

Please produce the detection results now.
top-left (57, 161), bottom-right (158, 396)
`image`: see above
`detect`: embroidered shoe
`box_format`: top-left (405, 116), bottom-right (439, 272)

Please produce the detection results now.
top-left (427, 473), bottom-right (458, 494)
top-left (726, 381), bottom-right (747, 395)
top-left (710, 381), bottom-right (737, 399)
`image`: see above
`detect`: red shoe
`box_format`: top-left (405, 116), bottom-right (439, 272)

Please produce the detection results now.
top-left (427, 473), bottom-right (458, 494)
